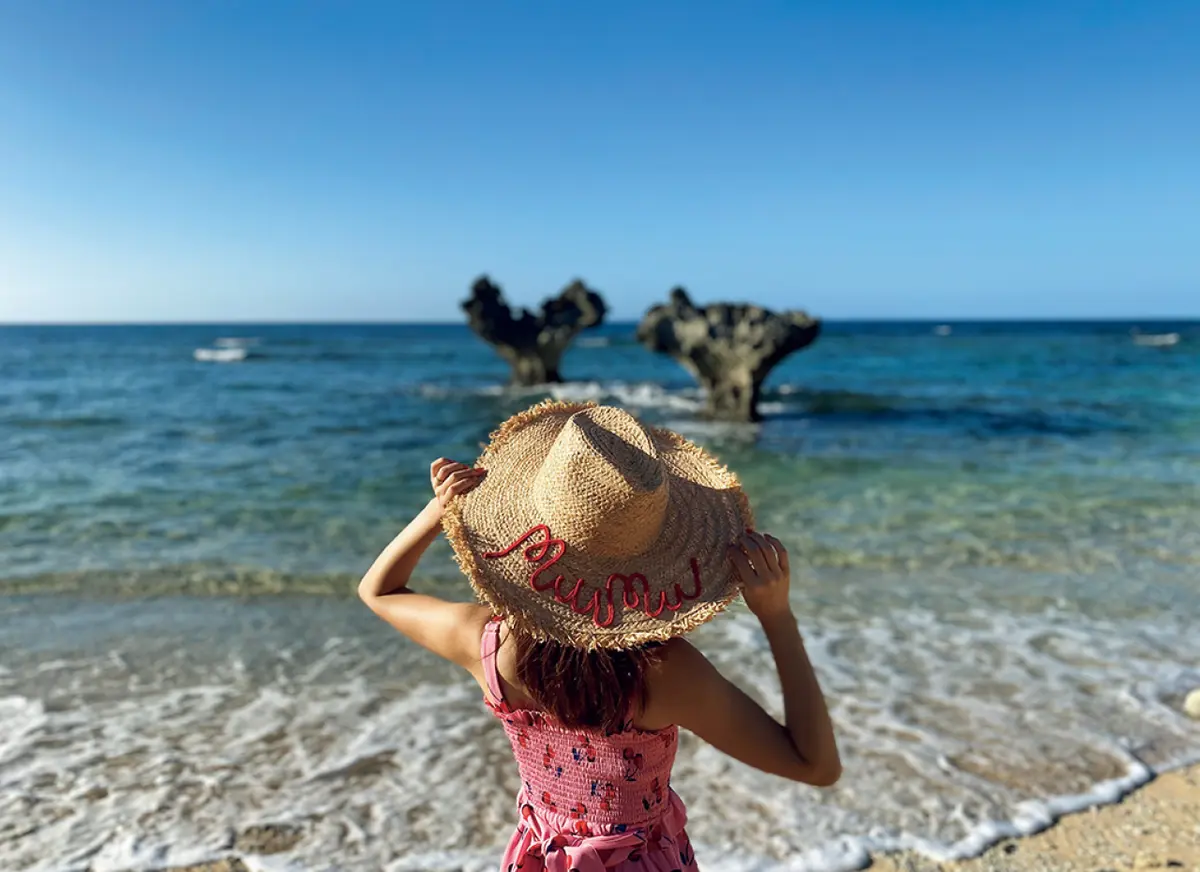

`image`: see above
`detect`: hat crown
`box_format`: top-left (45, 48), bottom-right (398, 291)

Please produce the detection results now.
top-left (532, 406), bottom-right (668, 557)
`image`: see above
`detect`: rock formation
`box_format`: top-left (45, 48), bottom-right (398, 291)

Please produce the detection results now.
top-left (636, 288), bottom-right (821, 422)
top-left (462, 276), bottom-right (607, 385)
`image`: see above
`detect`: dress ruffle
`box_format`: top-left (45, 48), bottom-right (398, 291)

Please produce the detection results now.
top-left (500, 786), bottom-right (697, 872)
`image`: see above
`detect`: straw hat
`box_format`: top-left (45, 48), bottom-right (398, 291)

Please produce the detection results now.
top-left (443, 401), bottom-right (753, 649)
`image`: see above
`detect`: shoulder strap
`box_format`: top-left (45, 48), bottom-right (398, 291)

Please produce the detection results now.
top-left (479, 617), bottom-right (506, 706)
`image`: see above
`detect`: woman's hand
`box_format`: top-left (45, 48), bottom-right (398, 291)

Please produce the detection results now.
top-left (357, 459), bottom-right (494, 669)
top-left (430, 458), bottom-right (487, 513)
top-left (358, 459), bottom-right (483, 599)
top-left (730, 531), bottom-right (792, 621)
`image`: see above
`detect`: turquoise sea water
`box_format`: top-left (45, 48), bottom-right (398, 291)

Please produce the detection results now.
top-left (2, 321), bottom-right (1199, 870)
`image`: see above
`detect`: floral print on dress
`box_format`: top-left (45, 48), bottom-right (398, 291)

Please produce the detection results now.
top-left (641, 777), bottom-right (665, 812)
top-left (591, 780), bottom-right (617, 812)
top-left (622, 747), bottom-right (644, 782)
top-left (542, 744), bottom-right (563, 778)
top-left (573, 734), bottom-right (597, 764)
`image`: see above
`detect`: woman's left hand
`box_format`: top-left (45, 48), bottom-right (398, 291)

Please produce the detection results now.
top-left (430, 458), bottom-right (487, 513)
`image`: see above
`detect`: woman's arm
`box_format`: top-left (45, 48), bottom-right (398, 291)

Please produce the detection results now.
top-left (357, 459), bottom-right (492, 670)
top-left (644, 532), bottom-right (841, 786)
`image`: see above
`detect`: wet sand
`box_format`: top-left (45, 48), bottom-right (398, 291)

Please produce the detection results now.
top-left (156, 765), bottom-right (1200, 871)
top-left (874, 764), bottom-right (1200, 872)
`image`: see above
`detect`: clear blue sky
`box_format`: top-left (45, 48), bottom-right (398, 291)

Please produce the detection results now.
top-left (1, 1), bottom-right (1197, 322)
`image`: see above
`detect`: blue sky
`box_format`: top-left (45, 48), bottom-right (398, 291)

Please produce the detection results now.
top-left (1, 1), bottom-right (1197, 322)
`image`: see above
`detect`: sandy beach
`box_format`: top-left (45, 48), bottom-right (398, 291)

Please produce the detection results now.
top-left (153, 765), bottom-right (1200, 872)
top-left (874, 764), bottom-right (1200, 872)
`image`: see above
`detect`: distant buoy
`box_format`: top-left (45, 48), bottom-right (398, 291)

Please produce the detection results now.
top-left (1185, 688), bottom-right (1200, 720)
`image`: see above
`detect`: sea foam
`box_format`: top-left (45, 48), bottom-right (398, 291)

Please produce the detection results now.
top-left (2, 599), bottom-right (1197, 872)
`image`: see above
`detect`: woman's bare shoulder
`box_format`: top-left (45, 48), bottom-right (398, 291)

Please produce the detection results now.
top-left (637, 637), bottom-right (713, 729)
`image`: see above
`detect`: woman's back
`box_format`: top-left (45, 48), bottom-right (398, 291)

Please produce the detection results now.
top-left (480, 617), bottom-right (697, 868)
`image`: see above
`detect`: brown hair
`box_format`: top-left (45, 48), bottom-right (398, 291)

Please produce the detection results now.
top-left (514, 630), bottom-right (661, 735)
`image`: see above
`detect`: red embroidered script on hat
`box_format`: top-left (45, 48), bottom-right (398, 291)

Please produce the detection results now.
top-left (481, 525), bottom-right (703, 628)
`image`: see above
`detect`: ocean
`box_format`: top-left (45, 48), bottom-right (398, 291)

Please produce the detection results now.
top-left (2, 320), bottom-right (1198, 871)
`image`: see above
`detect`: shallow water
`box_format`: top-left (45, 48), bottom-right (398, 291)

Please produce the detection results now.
top-left (2, 321), bottom-right (1199, 870)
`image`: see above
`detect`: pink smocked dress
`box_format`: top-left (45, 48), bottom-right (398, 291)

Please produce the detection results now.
top-left (480, 618), bottom-right (699, 872)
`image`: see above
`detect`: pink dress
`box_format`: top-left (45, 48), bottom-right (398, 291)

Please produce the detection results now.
top-left (480, 618), bottom-right (699, 872)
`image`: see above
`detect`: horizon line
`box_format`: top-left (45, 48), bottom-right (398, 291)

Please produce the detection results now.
top-left (3, 315), bottom-right (1199, 327)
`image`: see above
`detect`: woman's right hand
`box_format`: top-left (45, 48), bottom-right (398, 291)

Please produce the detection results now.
top-left (730, 531), bottom-right (792, 621)
top-left (430, 458), bottom-right (486, 513)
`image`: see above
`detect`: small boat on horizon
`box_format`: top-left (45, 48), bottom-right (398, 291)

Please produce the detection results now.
top-left (1131, 329), bottom-right (1181, 347)
top-left (194, 346), bottom-right (251, 363)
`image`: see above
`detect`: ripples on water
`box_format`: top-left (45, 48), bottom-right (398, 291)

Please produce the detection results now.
top-left (1, 321), bottom-right (1198, 870)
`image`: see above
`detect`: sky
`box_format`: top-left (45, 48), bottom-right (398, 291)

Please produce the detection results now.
top-left (1, 1), bottom-right (1198, 323)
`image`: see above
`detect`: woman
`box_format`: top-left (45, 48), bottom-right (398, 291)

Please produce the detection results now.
top-left (359, 401), bottom-right (840, 870)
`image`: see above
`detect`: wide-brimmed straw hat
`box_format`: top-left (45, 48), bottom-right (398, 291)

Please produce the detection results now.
top-left (443, 401), bottom-right (752, 650)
